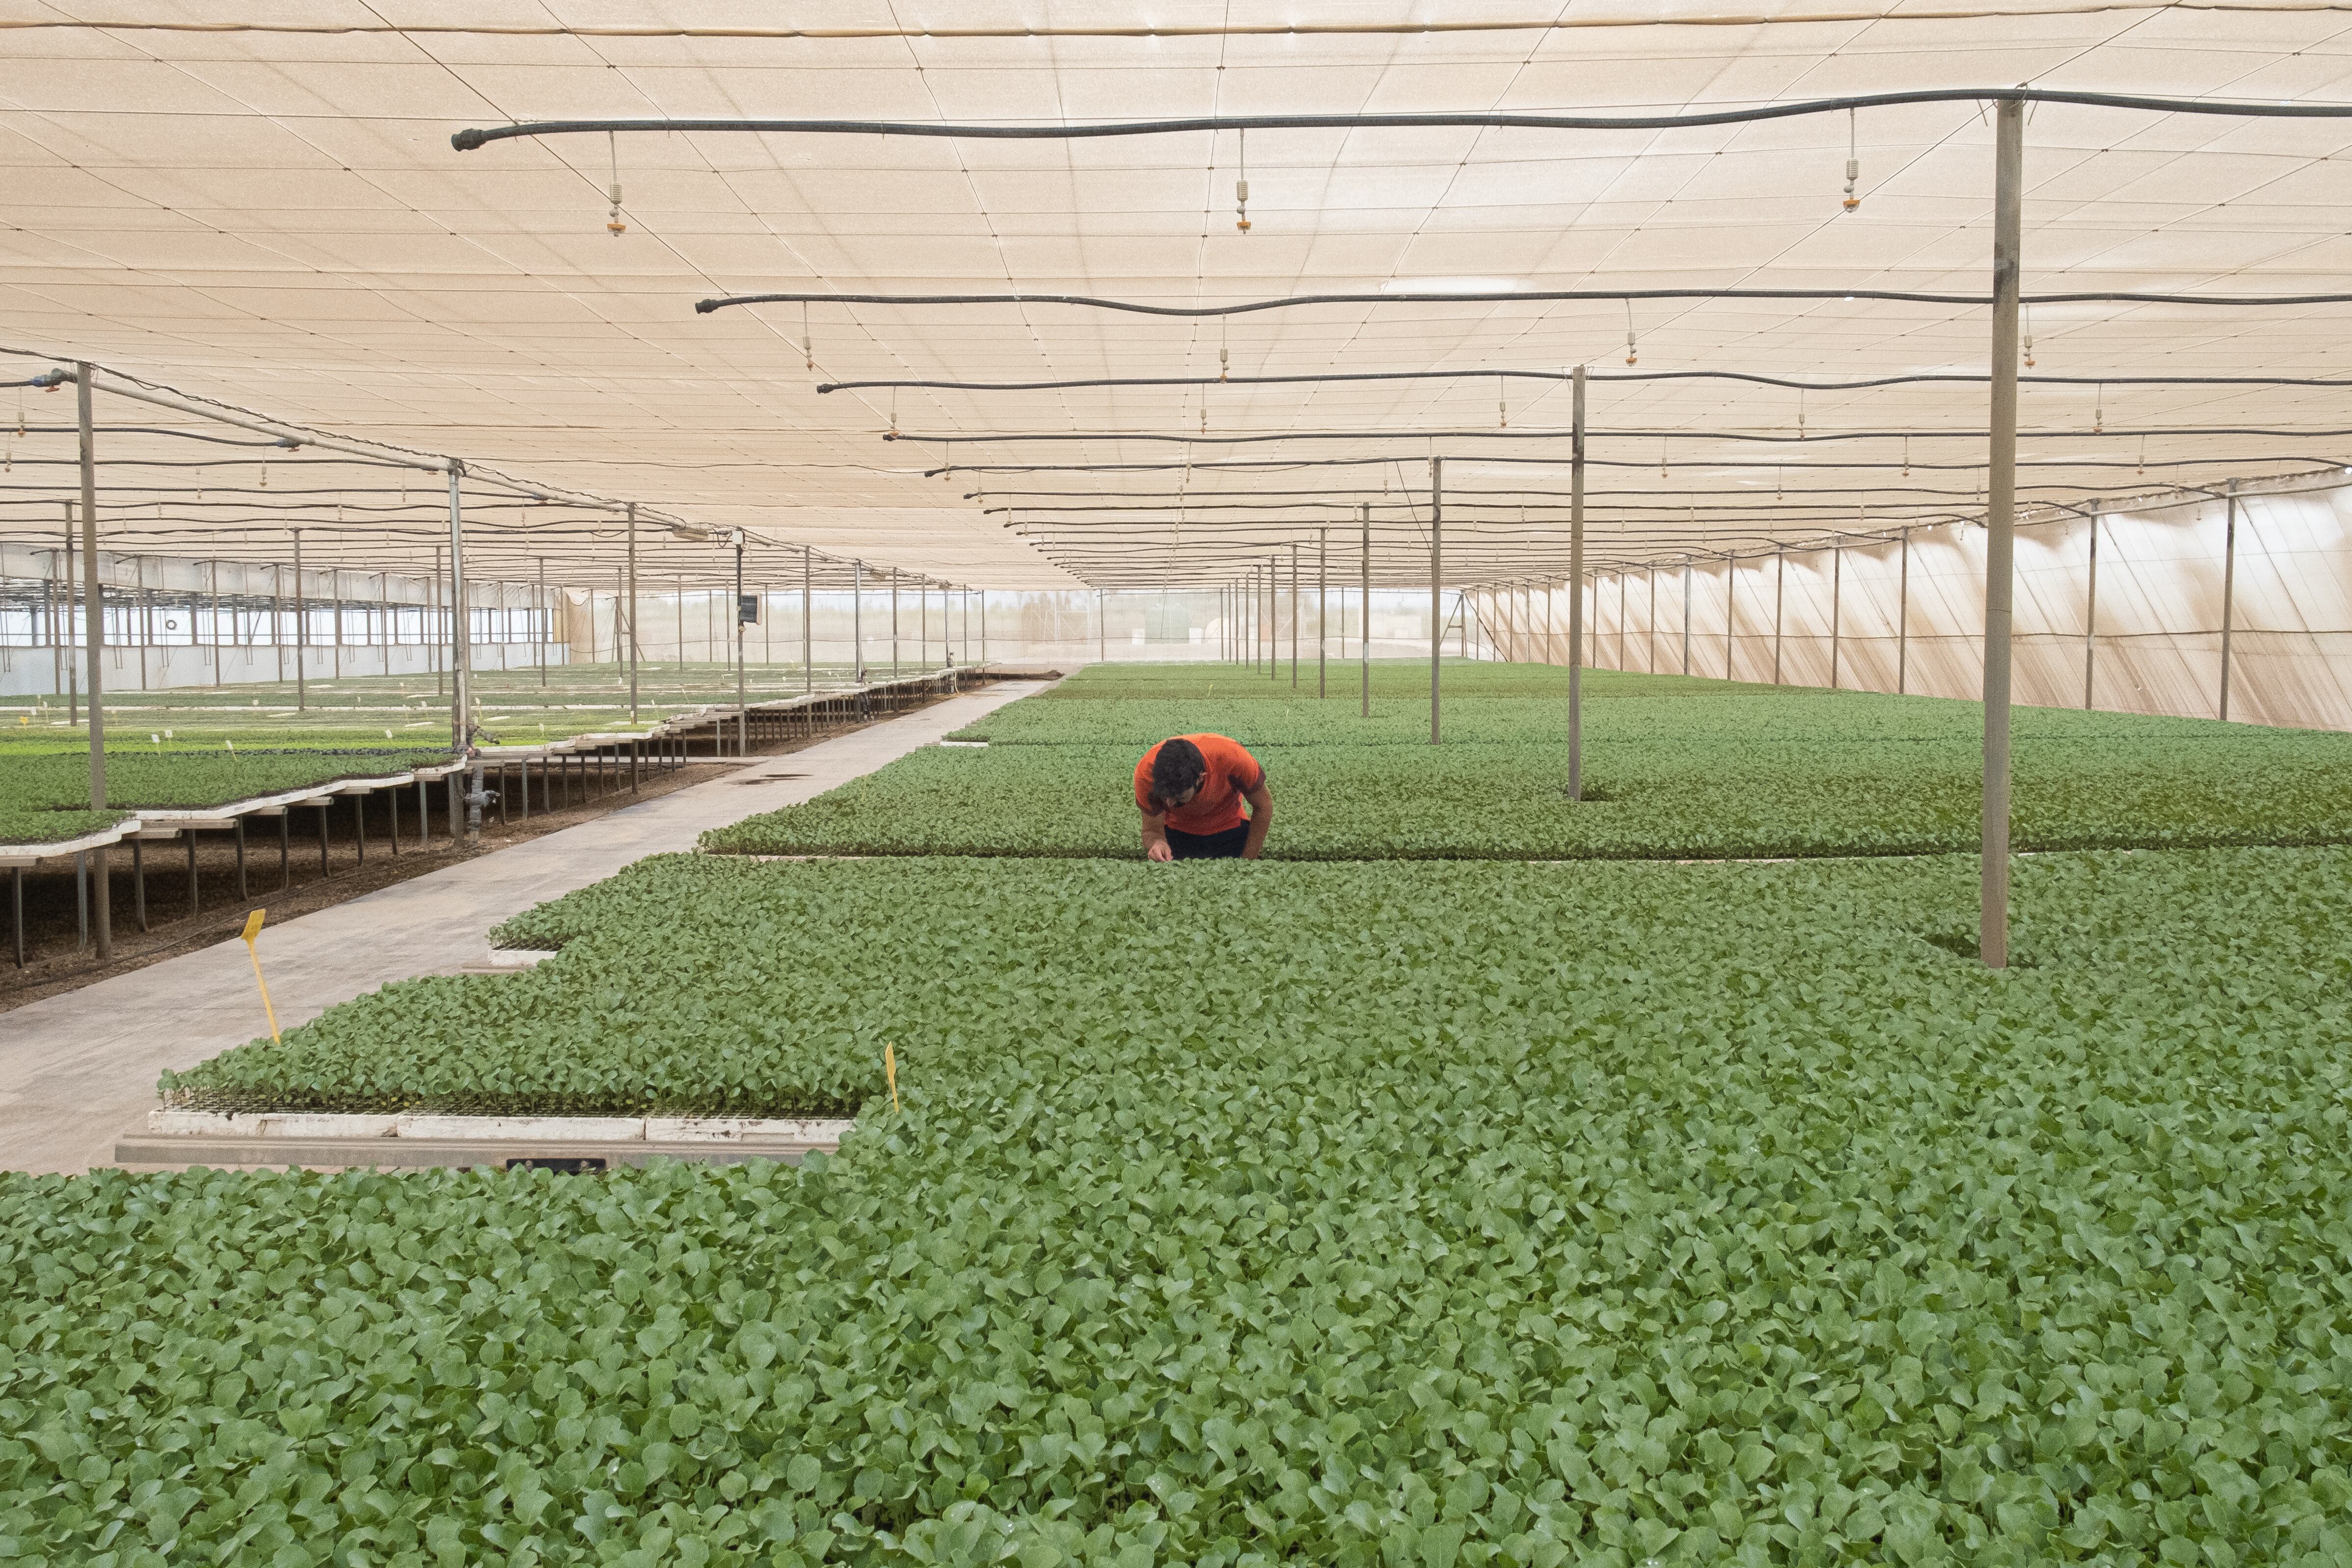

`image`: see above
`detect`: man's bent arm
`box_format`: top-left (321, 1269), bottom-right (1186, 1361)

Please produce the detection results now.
top-left (1139, 808), bottom-right (1173, 862)
top-left (1241, 781), bottom-right (1273, 860)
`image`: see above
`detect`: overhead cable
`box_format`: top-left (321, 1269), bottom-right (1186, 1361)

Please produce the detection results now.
top-left (700, 286), bottom-right (2352, 317)
top-left (896, 425), bottom-right (2352, 446)
top-left (452, 87), bottom-right (2352, 156)
top-left (823, 369), bottom-right (2352, 394)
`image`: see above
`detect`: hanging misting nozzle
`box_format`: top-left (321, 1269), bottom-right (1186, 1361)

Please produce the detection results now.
top-left (1235, 128), bottom-right (1251, 233)
top-left (1219, 346), bottom-right (1229, 382)
top-left (605, 132), bottom-right (626, 236)
top-left (1624, 331), bottom-right (1638, 367)
top-left (1841, 108), bottom-right (1862, 213)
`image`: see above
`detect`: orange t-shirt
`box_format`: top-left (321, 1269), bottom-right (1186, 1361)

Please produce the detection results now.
top-left (1134, 734), bottom-right (1265, 836)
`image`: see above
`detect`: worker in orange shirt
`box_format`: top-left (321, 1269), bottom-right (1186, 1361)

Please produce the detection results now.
top-left (1134, 733), bottom-right (1273, 861)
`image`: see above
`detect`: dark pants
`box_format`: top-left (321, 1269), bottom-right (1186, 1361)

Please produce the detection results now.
top-left (1166, 821), bottom-right (1250, 860)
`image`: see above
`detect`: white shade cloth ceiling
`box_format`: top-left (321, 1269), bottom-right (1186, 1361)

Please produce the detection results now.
top-left (5, 1), bottom-right (2352, 590)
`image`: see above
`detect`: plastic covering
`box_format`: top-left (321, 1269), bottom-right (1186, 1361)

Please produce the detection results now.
top-left (3, 1), bottom-right (2352, 715)
top-left (1475, 471), bottom-right (2352, 730)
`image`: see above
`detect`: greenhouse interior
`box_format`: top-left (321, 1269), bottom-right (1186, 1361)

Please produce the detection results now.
top-left (7, 4), bottom-right (2352, 1564)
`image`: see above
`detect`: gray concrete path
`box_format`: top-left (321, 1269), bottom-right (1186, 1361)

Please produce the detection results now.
top-left (0, 681), bottom-right (1046, 1175)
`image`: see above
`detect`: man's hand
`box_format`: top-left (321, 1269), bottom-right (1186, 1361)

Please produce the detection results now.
top-left (1140, 808), bottom-right (1173, 862)
top-left (1240, 780), bottom-right (1273, 860)
top-left (1147, 838), bottom-right (1173, 863)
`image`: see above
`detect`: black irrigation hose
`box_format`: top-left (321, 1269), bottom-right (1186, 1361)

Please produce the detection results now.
top-left (0, 495), bottom-right (640, 516)
top-left (452, 88), bottom-right (2352, 155)
top-left (0, 457), bottom-right (464, 472)
top-left (968, 477), bottom-right (2155, 503)
top-left (703, 286), bottom-right (2352, 317)
top-left (904, 426), bottom-right (2352, 446)
top-left (935, 456), bottom-right (2340, 479)
top-left (990, 497), bottom-right (2059, 517)
top-left (10, 424), bottom-right (295, 448)
top-left (826, 368), bottom-right (2352, 394)
top-left (936, 454), bottom-right (2343, 478)
top-left (1021, 522), bottom-right (1975, 541)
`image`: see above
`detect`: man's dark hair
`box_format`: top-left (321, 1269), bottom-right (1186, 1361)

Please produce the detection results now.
top-left (1150, 737), bottom-right (1208, 808)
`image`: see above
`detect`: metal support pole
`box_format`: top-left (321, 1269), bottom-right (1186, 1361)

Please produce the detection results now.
top-left (626, 505), bottom-right (639, 717)
top-left (735, 534), bottom-right (748, 755)
top-left (1318, 527), bottom-right (1328, 698)
top-left (538, 555), bottom-right (549, 689)
top-left (1099, 588), bottom-right (1108, 665)
top-left (63, 513), bottom-right (77, 725)
top-left (447, 465), bottom-right (472, 766)
top-left (1619, 573), bottom-right (1629, 672)
top-left (1290, 541), bottom-right (1300, 690)
top-left (1681, 558), bottom-right (1693, 675)
top-left (803, 546), bottom-right (813, 693)
top-left (1251, 568), bottom-right (1258, 672)
top-left (2219, 480), bottom-right (2240, 721)
top-left (853, 560), bottom-right (865, 683)
top-left (1773, 549), bottom-right (1785, 685)
top-left (1359, 504), bottom-right (1372, 716)
top-left (1725, 554), bottom-right (1738, 681)
top-left (1830, 545), bottom-right (1843, 691)
top-left (1980, 96), bottom-right (2025, 971)
top-left (892, 570), bottom-right (901, 677)
top-left (77, 363), bottom-right (110, 959)
top-left (1430, 457), bottom-right (1444, 743)
top-left (1568, 366), bottom-right (1586, 798)
top-left (42, 549), bottom-right (57, 699)
top-left (2082, 511), bottom-right (2098, 710)
top-left (1898, 527), bottom-right (1911, 695)
top-left (293, 528), bottom-right (306, 711)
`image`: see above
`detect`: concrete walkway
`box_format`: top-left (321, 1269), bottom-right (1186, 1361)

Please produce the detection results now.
top-left (0, 681), bottom-right (1046, 1175)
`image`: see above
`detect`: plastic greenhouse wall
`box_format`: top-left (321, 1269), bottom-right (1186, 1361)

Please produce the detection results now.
top-left (1469, 475), bottom-right (2352, 733)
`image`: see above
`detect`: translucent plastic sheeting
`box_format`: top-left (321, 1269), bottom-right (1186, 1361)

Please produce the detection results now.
top-left (1477, 473), bottom-right (2352, 732)
top-left (9, 4), bottom-right (2352, 591)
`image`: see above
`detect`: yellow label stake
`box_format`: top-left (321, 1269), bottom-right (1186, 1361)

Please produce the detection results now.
top-left (241, 909), bottom-right (282, 1045)
top-left (885, 1042), bottom-right (899, 1113)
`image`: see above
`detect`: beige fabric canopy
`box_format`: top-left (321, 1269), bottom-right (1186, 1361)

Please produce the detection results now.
top-left (4, 2), bottom-right (2352, 597)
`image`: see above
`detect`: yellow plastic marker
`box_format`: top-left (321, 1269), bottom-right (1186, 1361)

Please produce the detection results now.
top-left (885, 1042), bottom-right (899, 1113)
top-left (241, 909), bottom-right (282, 1045)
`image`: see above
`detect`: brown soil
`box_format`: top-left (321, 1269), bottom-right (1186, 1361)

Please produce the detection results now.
top-left (2, 691), bottom-right (961, 1010)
